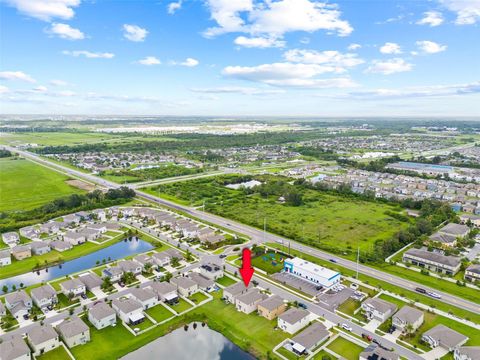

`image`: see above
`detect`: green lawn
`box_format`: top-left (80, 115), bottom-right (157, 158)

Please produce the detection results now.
top-left (0, 157), bottom-right (84, 212)
top-left (170, 298), bottom-right (193, 313)
top-left (266, 243), bottom-right (480, 325)
top-left (71, 293), bottom-right (289, 360)
top-left (336, 298), bottom-right (361, 317)
top-left (326, 337), bottom-right (364, 360)
top-left (188, 292), bottom-right (209, 304)
top-left (56, 293), bottom-right (79, 309)
top-left (36, 346), bottom-right (71, 360)
top-left (216, 276), bottom-right (237, 287)
top-left (251, 252), bottom-right (286, 274)
top-left (313, 349), bottom-right (338, 359)
top-left (128, 317), bottom-right (155, 332)
top-left (147, 175), bottom-right (408, 259)
top-left (145, 304), bottom-right (175, 323)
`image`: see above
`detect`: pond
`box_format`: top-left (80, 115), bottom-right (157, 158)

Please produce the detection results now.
top-left (121, 323), bottom-right (254, 360)
top-left (0, 237), bottom-right (154, 291)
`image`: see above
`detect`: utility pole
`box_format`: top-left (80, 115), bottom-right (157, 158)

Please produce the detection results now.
top-left (263, 217), bottom-right (266, 243)
top-left (356, 246), bottom-right (360, 280)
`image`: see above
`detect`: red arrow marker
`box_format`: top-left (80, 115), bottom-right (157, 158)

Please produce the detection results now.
top-left (239, 248), bottom-right (254, 287)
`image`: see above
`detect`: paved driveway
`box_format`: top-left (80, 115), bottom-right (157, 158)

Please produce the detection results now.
top-left (364, 319), bottom-right (382, 332)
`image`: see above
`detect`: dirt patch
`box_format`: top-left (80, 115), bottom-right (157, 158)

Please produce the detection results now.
top-left (66, 179), bottom-right (96, 191)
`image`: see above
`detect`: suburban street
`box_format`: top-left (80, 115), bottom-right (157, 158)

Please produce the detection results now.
top-left (5, 146), bottom-right (480, 315)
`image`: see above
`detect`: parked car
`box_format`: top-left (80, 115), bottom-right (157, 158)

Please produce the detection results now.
top-left (298, 303), bottom-right (308, 310)
top-left (362, 333), bottom-right (373, 341)
top-left (341, 323), bottom-right (352, 332)
top-left (219, 254), bottom-right (226, 259)
top-left (350, 283), bottom-right (359, 290)
top-left (415, 287), bottom-right (426, 294)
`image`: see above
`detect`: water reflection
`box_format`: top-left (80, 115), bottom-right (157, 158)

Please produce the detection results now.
top-left (0, 238), bottom-right (154, 291)
top-left (121, 324), bottom-right (254, 360)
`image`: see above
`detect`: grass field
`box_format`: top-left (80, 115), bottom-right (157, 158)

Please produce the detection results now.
top-left (71, 292), bottom-right (289, 360)
top-left (147, 176), bottom-right (408, 259)
top-left (188, 292), bottom-right (209, 304)
top-left (145, 304), bottom-right (175, 323)
top-left (37, 346), bottom-right (71, 360)
top-left (170, 298), bottom-right (193, 313)
top-left (251, 252), bottom-right (286, 274)
top-left (0, 157), bottom-right (84, 212)
top-left (216, 276), bottom-right (237, 287)
top-left (326, 336), bottom-right (364, 360)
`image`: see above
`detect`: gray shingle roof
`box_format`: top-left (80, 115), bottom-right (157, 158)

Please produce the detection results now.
top-left (27, 324), bottom-right (58, 346)
top-left (278, 307), bottom-right (309, 325)
top-left (439, 223), bottom-right (470, 236)
top-left (57, 317), bottom-right (89, 338)
top-left (149, 281), bottom-right (177, 296)
top-left (31, 284), bottom-right (56, 302)
top-left (258, 295), bottom-right (285, 312)
top-left (291, 322), bottom-right (329, 350)
top-left (394, 305), bottom-right (423, 324)
top-left (129, 288), bottom-right (156, 302)
top-left (363, 297), bottom-right (397, 315)
top-left (456, 346), bottom-right (480, 360)
top-left (89, 302), bottom-right (116, 321)
top-left (112, 298), bottom-right (143, 314)
top-left (235, 288), bottom-right (267, 305)
top-left (79, 273), bottom-right (102, 289)
top-left (423, 324), bottom-right (469, 349)
top-left (0, 335), bottom-right (30, 360)
top-left (223, 281), bottom-right (252, 296)
top-left (361, 344), bottom-right (399, 360)
top-left (171, 276), bottom-right (197, 289)
top-left (404, 248), bottom-right (461, 267)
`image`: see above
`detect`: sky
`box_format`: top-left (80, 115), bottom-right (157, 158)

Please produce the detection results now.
top-left (0, 0), bottom-right (479, 117)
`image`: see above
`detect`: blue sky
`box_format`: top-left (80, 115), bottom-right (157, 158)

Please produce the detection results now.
top-left (0, 0), bottom-right (479, 116)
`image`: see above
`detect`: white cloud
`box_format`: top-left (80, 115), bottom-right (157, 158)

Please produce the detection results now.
top-left (379, 42), bottom-right (402, 54)
top-left (5, 0), bottom-right (80, 21)
top-left (49, 79), bottom-right (68, 86)
top-left (416, 40), bottom-right (447, 54)
top-left (203, 0), bottom-right (353, 40)
top-left (167, 1), bottom-right (182, 14)
top-left (190, 86), bottom-right (285, 95)
top-left (283, 49), bottom-right (364, 69)
top-left (48, 23), bottom-right (84, 40)
top-left (339, 81), bottom-right (480, 100)
top-left (123, 24), bottom-right (148, 42)
top-left (178, 58), bottom-right (200, 67)
top-left (366, 58), bottom-right (413, 75)
top-left (62, 50), bottom-right (114, 58)
top-left (222, 62), bottom-right (357, 88)
top-left (234, 36), bottom-right (285, 48)
top-left (137, 56), bottom-right (161, 66)
top-left (0, 71), bottom-right (36, 83)
top-left (417, 11), bottom-right (444, 26)
top-left (33, 85), bottom-right (48, 92)
top-left (347, 43), bottom-right (361, 51)
top-left (439, 0), bottom-right (480, 24)
top-left (0, 85), bottom-right (9, 93)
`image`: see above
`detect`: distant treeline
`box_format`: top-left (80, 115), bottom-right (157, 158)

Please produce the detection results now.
top-left (0, 149), bottom-right (12, 158)
top-left (0, 187), bottom-right (135, 232)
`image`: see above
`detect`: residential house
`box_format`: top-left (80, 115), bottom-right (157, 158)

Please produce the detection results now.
top-left (152, 252), bottom-right (172, 268)
top-left (454, 346), bottom-right (480, 360)
top-left (63, 214), bottom-right (80, 225)
top-left (74, 211), bottom-right (90, 221)
top-left (202, 233), bottom-right (225, 246)
top-left (360, 344), bottom-right (399, 360)
top-left (86, 223), bottom-right (107, 234)
top-left (133, 254), bottom-right (154, 269)
top-left (0, 335), bottom-right (31, 360)
top-left (188, 272), bottom-right (215, 292)
top-left (465, 264), bottom-right (480, 283)
top-left (278, 308), bottom-right (310, 334)
top-left (92, 209), bottom-right (107, 221)
top-left (30, 241), bottom-right (50, 256)
top-left (361, 297), bottom-right (398, 322)
top-left (63, 231), bottom-right (86, 246)
top-left (164, 248), bottom-right (183, 260)
top-left (19, 226), bottom-right (40, 240)
top-left (257, 295), bottom-right (286, 320)
top-left (78, 273), bottom-right (103, 291)
top-left (235, 288), bottom-right (268, 314)
top-left (171, 276), bottom-right (198, 297)
top-left (149, 281), bottom-right (179, 304)
top-left (429, 232), bottom-right (458, 247)
top-left (438, 223), bottom-right (470, 238)
top-left (102, 266), bottom-right (123, 283)
top-left (88, 302), bottom-right (117, 330)
top-left (175, 220), bottom-right (199, 238)
top-left (31, 285), bottom-right (57, 309)
top-left (199, 262), bottom-right (224, 280)
top-left (56, 317), bottom-right (90, 348)
top-left (1, 232), bottom-right (20, 247)
top-left (78, 228), bottom-right (101, 241)
top-left (0, 301), bottom-right (5, 318)
top-left (129, 288), bottom-right (159, 310)
top-left (49, 240), bottom-right (73, 252)
top-left (112, 298), bottom-right (145, 325)
top-left (118, 260), bottom-right (142, 275)
top-left (223, 281), bottom-right (252, 304)
top-left (27, 324), bottom-right (60, 356)
top-left (421, 324), bottom-right (469, 351)
top-left (11, 245), bottom-right (31, 260)
top-left (392, 306), bottom-right (424, 333)
top-left (197, 227), bottom-right (216, 242)
top-left (40, 222), bottom-right (60, 235)
top-left (60, 278), bottom-right (86, 298)
top-left (0, 249), bottom-right (11, 266)
top-left (290, 322), bottom-right (329, 355)
top-left (460, 214), bottom-right (480, 227)
top-left (5, 290), bottom-right (32, 319)
top-left (403, 248), bottom-right (461, 275)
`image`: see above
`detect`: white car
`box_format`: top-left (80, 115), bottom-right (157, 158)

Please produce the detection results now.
top-left (350, 283), bottom-right (359, 290)
top-left (427, 291), bottom-right (442, 299)
top-left (341, 323), bottom-right (352, 332)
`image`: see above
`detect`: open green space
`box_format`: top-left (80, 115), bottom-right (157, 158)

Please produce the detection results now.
top-left (313, 349), bottom-right (338, 359)
top-left (128, 317), bottom-right (155, 332)
top-left (100, 164), bottom-right (204, 184)
top-left (0, 157), bottom-right (84, 212)
top-left (0, 132), bottom-right (122, 147)
top-left (36, 346), bottom-right (71, 360)
top-left (326, 336), bottom-right (364, 360)
top-left (277, 347), bottom-right (305, 360)
top-left (71, 292), bottom-right (289, 360)
top-left (147, 175), bottom-right (408, 259)
top-left (145, 304), bottom-right (175, 323)
top-left (336, 298), bottom-right (361, 317)
top-left (266, 243), bottom-right (480, 325)
top-left (216, 276), bottom-right (237, 287)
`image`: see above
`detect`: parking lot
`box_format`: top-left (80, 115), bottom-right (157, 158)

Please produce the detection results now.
top-left (271, 272), bottom-right (323, 297)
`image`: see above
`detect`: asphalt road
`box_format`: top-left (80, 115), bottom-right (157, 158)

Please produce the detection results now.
top-left (5, 146), bottom-right (479, 314)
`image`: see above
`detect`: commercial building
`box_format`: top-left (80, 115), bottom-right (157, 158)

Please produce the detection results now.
top-left (283, 257), bottom-right (340, 288)
top-left (403, 248), bottom-right (461, 275)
